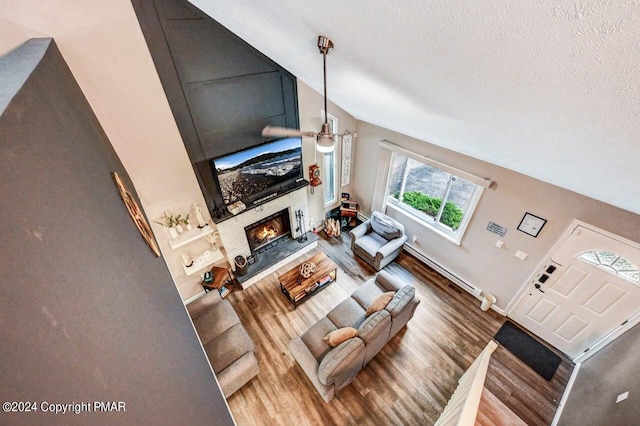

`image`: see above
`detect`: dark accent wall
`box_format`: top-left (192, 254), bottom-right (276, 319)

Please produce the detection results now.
top-left (0, 39), bottom-right (234, 425)
top-left (131, 0), bottom-right (299, 213)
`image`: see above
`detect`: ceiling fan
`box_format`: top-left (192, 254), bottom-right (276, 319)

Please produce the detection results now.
top-left (262, 35), bottom-right (347, 153)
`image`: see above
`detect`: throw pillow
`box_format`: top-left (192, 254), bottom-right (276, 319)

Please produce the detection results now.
top-left (323, 327), bottom-right (359, 347)
top-left (370, 212), bottom-right (403, 240)
top-left (366, 291), bottom-right (396, 316)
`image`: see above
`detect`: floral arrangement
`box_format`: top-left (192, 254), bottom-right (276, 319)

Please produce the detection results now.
top-left (155, 210), bottom-right (193, 238)
top-left (154, 210), bottom-right (178, 228)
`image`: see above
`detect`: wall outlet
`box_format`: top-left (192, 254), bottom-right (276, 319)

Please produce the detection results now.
top-left (616, 391), bottom-right (629, 403)
top-left (495, 240), bottom-right (504, 248)
top-left (412, 235), bottom-right (418, 243)
top-left (515, 250), bottom-right (528, 261)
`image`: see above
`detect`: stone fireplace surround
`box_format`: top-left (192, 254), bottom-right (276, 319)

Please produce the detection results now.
top-left (216, 187), bottom-right (316, 289)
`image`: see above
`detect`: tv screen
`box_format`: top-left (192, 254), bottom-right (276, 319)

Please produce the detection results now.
top-left (212, 137), bottom-right (303, 205)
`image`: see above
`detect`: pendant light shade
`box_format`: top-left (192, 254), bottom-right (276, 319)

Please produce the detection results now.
top-left (316, 122), bottom-right (335, 153)
top-left (316, 135), bottom-right (335, 153)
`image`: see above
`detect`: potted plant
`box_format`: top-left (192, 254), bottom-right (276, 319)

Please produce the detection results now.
top-left (155, 210), bottom-right (179, 239)
top-left (174, 214), bottom-right (185, 234)
top-left (177, 213), bottom-right (192, 231)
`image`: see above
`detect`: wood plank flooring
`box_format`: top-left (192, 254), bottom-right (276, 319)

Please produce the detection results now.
top-left (476, 388), bottom-right (527, 426)
top-left (223, 233), bottom-right (573, 425)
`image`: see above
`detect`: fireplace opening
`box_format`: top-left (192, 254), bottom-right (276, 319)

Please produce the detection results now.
top-left (245, 208), bottom-right (291, 254)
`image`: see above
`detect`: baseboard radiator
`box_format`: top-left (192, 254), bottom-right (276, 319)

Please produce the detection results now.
top-left (343, 215), bottom-right (482, 299)
top-left (403, 244), bottom-right (482, 298)
top-left (434, 340), bottom-right (498, 426)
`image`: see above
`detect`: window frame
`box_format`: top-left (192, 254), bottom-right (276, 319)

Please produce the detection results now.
top-left (577, 250), bottom-right (640, 285)
top-left (385, 150), bottom-right (485, 245)
top-left (322, 112), bottom-right (338, 207)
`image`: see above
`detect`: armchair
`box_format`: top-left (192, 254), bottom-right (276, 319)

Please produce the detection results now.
top-left (349, 211), bottom-right (408, 270)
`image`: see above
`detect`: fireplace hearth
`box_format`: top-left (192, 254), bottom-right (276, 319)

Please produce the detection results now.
top-left (216, 186), bottom-right (316, 289)
top-left (245, 209), bottom-right (291, 254)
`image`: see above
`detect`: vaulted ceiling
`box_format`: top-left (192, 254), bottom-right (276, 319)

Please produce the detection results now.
top-left (190, 0), bottom-right (640, 215)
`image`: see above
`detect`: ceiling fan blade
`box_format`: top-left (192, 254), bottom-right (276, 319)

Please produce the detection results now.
top-left (262, 126), bottom-right (316, 138)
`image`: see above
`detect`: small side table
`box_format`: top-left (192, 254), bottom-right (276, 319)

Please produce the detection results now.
top-left (201, 262), bottom-right (234, 297)
top-left (340, 199), bottom-right (359, 230)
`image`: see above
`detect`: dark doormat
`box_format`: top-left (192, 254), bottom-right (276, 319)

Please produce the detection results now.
top-left (495, 320), bottom-right (561, 381)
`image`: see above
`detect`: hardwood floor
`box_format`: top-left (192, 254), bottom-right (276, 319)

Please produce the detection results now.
top-left (224, 233), bottom-right (573, 425)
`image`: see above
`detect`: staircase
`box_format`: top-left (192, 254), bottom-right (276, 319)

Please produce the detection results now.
top-left (435, 341), bottom-right (498, 426)
top-left (435, 340), bottom-right (528, 426)
top-left (475, 388), bottom-right (527, 426)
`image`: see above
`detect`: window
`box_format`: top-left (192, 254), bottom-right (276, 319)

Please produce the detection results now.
top-left (323, 113), bottom-right (338, 206)
top-left (386, 152), bottom-right (484, 244)
top-left (578, 250), bottom-right (640, 285)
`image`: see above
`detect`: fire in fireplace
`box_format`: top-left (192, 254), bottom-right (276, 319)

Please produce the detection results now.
top-left (256, 225), bottom-right (278, 241)
top-left (244, 209), bottom-right (291, 254)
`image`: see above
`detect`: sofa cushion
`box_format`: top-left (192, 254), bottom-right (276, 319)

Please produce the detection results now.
top-left (366, 291), bottom-right (396, 316)
top-left (327, 297), bottom-right (366, 329)
top-left (323, 327), bottom-right (359, 347)
top-left (351, 278), bottom-right (386, 310)
top-left (370, 212), bottom-right (403, 240)
top-left (187, 290), bottom-right (222, 320)
top-left (358, 310), bottom-right (391, 344)
top-left (385, 285), bottom-right (416, 319)
top-left (317, 338), bottom-right (365, 386)
top-left (215, 351), bottom-right (260, 398)
top-left (193, 300), bottom-right (240, 345)
top-left (375, 270), bottom-right (407, 293)
top-left (203, 323), bottom-right (255, 373)
top-left (354, 233), bottom-right (388, 258)
top-left (301, 317), bottom-right (337, 362)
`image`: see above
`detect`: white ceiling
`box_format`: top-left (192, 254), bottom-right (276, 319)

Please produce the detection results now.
top-left (189, 0), bottom-right (640, 215)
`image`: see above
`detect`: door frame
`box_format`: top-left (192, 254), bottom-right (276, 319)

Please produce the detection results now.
top-left (507, 219), bottom-right (640, 363)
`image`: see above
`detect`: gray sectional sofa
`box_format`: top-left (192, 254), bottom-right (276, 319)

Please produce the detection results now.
top-left (289, 270), bottom-right (420, 402)
top-left (187, 290), bottom-right (259, 398)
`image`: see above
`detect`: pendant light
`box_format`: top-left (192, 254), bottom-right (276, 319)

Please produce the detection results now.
top-left (316, 36), bottom-right (335, 153)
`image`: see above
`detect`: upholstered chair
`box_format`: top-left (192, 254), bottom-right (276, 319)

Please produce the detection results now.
top-left (349, 211), bottom-right (408, 270)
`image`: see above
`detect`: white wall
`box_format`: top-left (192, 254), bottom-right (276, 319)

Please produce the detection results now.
top-left (297, 80), bottom-right (358, 228)
top-left (353, 122), bottom-right (640, 311)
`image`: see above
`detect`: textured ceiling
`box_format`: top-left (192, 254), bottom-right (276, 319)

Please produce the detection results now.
top-left (190, 0), bottom-right (640, 215)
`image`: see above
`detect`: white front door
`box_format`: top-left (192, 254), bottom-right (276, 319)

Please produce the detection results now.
top-left (510, 225), bottom-right (640, 359)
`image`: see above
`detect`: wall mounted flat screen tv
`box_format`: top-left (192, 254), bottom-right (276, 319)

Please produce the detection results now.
top-left (212, 137), bottom-right (303, 206)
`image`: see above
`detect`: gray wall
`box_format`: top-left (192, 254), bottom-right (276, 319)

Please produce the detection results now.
top-left (0, 39), bottom-right (234, 425)
top-left (559, 322), bottom-right (640, 425)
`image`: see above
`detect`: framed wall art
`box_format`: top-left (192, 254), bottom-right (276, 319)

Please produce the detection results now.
top-left (340, 131), bottom-right (352, 187)
top-left (517, 212), bottom-right (547, 238)
top-left (112, 172), bottom-right (161, 257)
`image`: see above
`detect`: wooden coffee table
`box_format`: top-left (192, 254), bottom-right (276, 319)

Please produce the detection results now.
top-left (279, 252), bottom-right (338, 308)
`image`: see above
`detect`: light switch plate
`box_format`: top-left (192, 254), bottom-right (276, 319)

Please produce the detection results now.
top-left (515, 250), bottom-right (528, 261)
top-left (616, 391), bottom-right (629, 403)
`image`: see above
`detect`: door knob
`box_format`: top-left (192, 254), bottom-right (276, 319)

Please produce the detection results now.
top-left (534, 283), bottom-right (545, 293)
